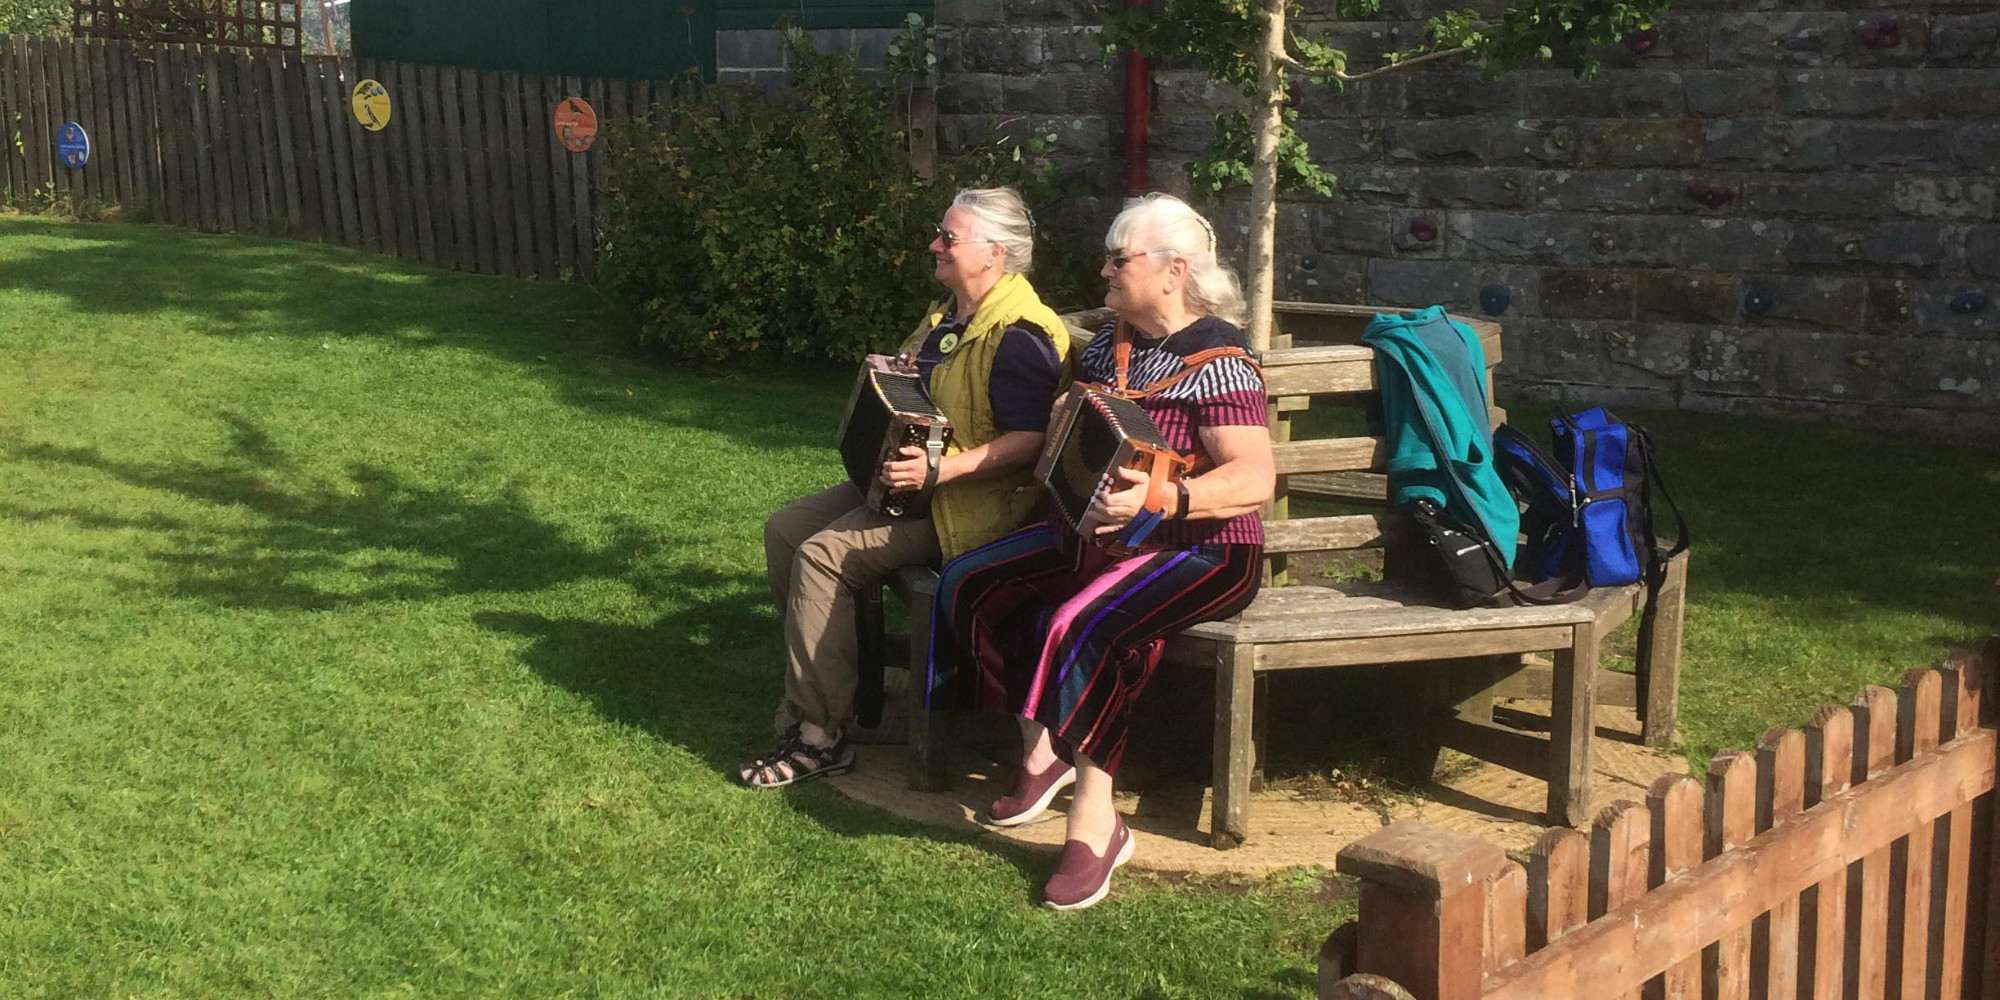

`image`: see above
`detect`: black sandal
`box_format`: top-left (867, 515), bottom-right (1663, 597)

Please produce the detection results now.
top-left (735, 727), bottom-right (855, 789)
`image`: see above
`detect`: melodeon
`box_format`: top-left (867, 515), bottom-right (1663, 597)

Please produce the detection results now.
top-left (1034, 383), bottom-right (1192, 553)
top-left (837, 354), bottom-right (953, 518)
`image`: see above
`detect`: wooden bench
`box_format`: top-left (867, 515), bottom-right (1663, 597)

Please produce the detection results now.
top-left (873, 302), bottom-right (1690, 848)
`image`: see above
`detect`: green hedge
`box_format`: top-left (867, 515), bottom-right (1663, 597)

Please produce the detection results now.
top-left (0, 0), bottom-right (69, 35)
top-left (600, 34), bottom-right (1104, 363)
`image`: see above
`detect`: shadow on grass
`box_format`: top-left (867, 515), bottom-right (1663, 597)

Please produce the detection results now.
top-left (7, 436), bottom-right (655, 609)
top-left (0, 218), bottom-right (847, 452)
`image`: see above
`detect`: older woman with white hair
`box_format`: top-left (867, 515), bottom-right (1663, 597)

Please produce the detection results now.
top-left (926, 193), bottom-right (1275, 909)
top-left (739, 187), bottom-right (1073, 789)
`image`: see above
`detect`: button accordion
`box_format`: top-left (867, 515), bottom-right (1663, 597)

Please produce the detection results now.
top-left (837, 354), bottom-right (953, 518)
top-left (1034, 383), bottom-right (1191, 553)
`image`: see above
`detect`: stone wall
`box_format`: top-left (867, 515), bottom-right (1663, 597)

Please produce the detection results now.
top-left (933, 0), bottom-right (2000, 438)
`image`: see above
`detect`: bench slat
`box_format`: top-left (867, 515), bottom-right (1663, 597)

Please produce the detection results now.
top-left (1193, 599), bottom-right (1594, 643)
top-left (1263, 513), bottom-right (1415, 554)
top-left (1272, 437), bottom-right (1386, 475)
top-left (1288, 471), bottom-right (1389, 503)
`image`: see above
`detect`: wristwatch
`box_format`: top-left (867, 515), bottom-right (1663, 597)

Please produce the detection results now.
top-left (1174, 480), bottom-right (1192, 520)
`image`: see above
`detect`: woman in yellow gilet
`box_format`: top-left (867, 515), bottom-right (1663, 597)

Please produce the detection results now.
top-left (739, 187), bottom-right (1073, 787)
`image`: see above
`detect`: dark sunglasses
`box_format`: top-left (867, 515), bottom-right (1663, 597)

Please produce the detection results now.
top-left (934, 225), bottom-right (998, 250)
top-left (1104, 248), bottom-right (1169, 269)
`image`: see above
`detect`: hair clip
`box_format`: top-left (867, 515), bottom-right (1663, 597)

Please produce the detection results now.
top-left (1192, 213), bottom-right (1217, 254)
top-left (1025, 208), bottom-right (1038, 233)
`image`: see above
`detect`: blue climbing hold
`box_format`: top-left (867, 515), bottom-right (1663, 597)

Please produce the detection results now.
top-left (1950, 292), bottom-right (1987, 314)
top-left (1479, 284), bottom-right (1510, 316)
top-left (1744, 288), bottom-right (1775, 315)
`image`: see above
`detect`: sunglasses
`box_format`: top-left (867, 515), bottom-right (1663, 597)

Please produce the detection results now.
top-left (1103, 248), bottom-right (1170, 269)
top-left (933, 225), bottom-right (999, 250)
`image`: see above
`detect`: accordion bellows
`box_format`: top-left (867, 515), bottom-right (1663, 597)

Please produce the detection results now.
top-left (1034, 383), bottom-right (1190, 552)
top-left (837, 355), bottom-right (953, 518)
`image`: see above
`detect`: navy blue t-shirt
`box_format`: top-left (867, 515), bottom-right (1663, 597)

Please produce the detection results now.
top-left (915, 317), bottom-right (1064, 433)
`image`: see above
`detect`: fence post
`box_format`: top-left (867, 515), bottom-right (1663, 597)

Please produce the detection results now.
top-left (1338, 821), bottom-right (1510, 1000)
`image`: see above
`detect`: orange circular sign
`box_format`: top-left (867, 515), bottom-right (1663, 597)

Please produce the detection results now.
top-left (553, 97), bottom-right (598, 153)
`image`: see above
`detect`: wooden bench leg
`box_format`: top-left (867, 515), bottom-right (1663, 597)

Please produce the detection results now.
top-left (902, 575), bottom-right (952, 793)
top-left (1638, 550), bottom-right (1690, 748)
top-left (1211, 644), bottom-right (1255, 850)
top-left (1547, 620), bottom-right (1599, 827)
top-left (852, 583), bottom-right (885, 730)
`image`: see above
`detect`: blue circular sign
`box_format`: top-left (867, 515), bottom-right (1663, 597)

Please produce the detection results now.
top-left (57, 122), bottom-right (89, 170)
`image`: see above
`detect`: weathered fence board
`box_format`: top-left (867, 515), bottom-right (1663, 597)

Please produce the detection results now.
top-left (0, 34), bottom-right (690, 279)
top-left (1327, 640), bottom-right (2000, 1000)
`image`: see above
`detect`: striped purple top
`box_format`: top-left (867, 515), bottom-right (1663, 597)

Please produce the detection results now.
top-left (1064, 315), bottom-right (1268, 548)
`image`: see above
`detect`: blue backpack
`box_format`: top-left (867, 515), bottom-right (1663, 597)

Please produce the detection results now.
top-left (1494, 407), bottom-right (1689, 592)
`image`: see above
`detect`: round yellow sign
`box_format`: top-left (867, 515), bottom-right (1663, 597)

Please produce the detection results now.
top-left (351, 79), bottom-right (391, 132)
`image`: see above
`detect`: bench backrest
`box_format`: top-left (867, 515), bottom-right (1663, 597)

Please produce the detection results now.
top-left (1058, 303), bottom-right (1505, 579)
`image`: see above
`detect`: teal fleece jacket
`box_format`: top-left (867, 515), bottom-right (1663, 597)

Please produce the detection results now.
top-left (1361, 306), bottom-right (1519, 568)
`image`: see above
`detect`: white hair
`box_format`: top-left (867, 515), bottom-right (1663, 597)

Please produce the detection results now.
top-left (952, 187), bottom-right (1035, 274)
top-left (1105, 193), bottom-right (1245, 326)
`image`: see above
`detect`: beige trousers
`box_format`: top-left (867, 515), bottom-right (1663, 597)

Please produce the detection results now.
top-left (763, 482), bottom-right (942, 737)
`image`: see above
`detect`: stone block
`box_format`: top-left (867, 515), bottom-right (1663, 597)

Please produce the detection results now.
top-left (1521, 70), bottom-right (1688, 118)
top-left (1835, 123), bottom-right (1955, 169)
top-left (1401, 71), bottom-right (1520, 118)
top-left (935, 0), bottom-right (1005, 26)
top-left (1927, 12), bottom-right (2000, 64)
top-left (1002, 74), bottom-right (1066, 114)
top-left (1329, 166), bottom-right (1419, 205)
top-left (1742, 173), bottom-right (1897, 218)
top-left (1678, 218), bottom-right (1794, 273)
top-left (1297, 120), bottom-right (1384, 164)
top-left (1768, 331), bottom-right (1896, 402)
top-left (1844, 15), bottom-right (1930, 70)
top-left (1155, 73), bottom-right (1244, 117)
top-left (1704, 120), bottom-right (1838, 171)
top-left (1580, 120), bottom-right (1704, 168)
top-left (1384, 120), bottom-right (1493, 164)
top-left (1638, 271), bottom-right (1742, 324)
top-left (1869, 281), bottom-right (2000, 338)
top-left (1598, 12), bottom-right (1712, 68)
top-left (1390, 210), bottom-right (1447, 255)
top-left (1891, 177), bottom-right (1996, 221)
top-left (1887, 337), bottom-right (2000, 407)
top-left (1954, 125), bottom-right (2000, 171)
top-left (1279, 252), bottom-right (1369, 303)
top-left (1532, 170), bottom-right (1710, 214)
top-left (1419, 169), bottom-right (1529, 209)
top-left (1788, 223), bottom-right (1949, 272)
top-left (1493, 120), bottom-right (1581, 167)
top-left (1445, 211), bottom-right (1591, 264)
top-left (941, 28), bottom-right (1042, 74)
top-left (1366, 258), bottom-right (1475, 310)
top-left (1582, 217), bottom-right (1696, 268)
top-left (850, 28), bottom-right (895, 68)
top-left (1153, 116), bottom-right (1217, 156)
top-left (937, 74), bottom-right (1005, 115)
top-left (1041, 27), bottom-right (1105, 64)
top-left (1299, 74), bottom-right (1406, 118)
top-left (1684, 71), bottom-right (1777, 117)
top-left (1312, 204), bottom-right (1392, 255)
top-left (1526, 320), bottom-right (1689, 388)
top-left (1002, 0), bottom-right (1099, 26)
top-left (1775, 70), bottom-right (1906, 117)
top-left (1709, 13), bottom-right (1850, 68)
top-left (1904, 69), bottom-right (2000, 119)
top-left (1968, 227), bottom-right (2000, 279)
top-left (1541, 269), bottom-right (1638, 320)
top-left (1742, 274), bottom-right (1867, 330)
top-left (1689, 327), bottom-right (1773, 389)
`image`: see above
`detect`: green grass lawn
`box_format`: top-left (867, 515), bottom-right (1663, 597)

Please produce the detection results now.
top-left (0, 215), bottom-right (1994, 998)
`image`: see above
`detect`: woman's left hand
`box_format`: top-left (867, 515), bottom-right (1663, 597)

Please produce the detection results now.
top-left (881, 446), bottom-right (931, 492)
top-left (1090, 465), bottom-right (1150, 535)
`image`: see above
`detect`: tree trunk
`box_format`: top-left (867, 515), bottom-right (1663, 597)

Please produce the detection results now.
top-left (1244, 0), bottom-right (1287, 351)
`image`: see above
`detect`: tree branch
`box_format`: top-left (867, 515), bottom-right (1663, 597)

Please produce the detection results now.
top-left (1336, 44), bottom-right (1474, 82)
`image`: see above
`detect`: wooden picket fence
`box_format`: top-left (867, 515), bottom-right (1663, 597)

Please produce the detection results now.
top-left (1322, 636), bottom-right (2000, 1000)
top-left (0, 34), bottom-right (684, 278)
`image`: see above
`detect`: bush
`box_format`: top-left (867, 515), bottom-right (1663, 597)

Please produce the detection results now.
top-left (0, 0), bottom-right (69, 35)
top-left (600, 35), bottom-right (945, 362)
top-left (601, 31), bottom-right (1107, 363)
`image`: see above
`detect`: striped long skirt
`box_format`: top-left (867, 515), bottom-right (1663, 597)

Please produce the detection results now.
top-left (926, 524), bottom-right (1263, 776)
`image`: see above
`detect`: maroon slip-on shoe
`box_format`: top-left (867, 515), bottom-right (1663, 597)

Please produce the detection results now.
top-left (1041, 818), bottom-right (1134, 911)
top-left (987, 760), bottom-right (1076, 827)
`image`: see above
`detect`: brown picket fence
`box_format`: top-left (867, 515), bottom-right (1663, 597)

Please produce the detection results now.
top-left (1322, 637), bottom-right (2000, 1000)
top-left (0, 34), bottom-right (683, 278)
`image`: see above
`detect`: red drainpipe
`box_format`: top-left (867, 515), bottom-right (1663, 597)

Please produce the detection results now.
top-left (1121, 0), bottom-right (1150, 196)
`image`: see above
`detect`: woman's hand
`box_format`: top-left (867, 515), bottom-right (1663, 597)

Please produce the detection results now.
top-left (1090, 465), bottom-right (1151, 536)
top-left (880, 446), bottom-right (932, 492)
